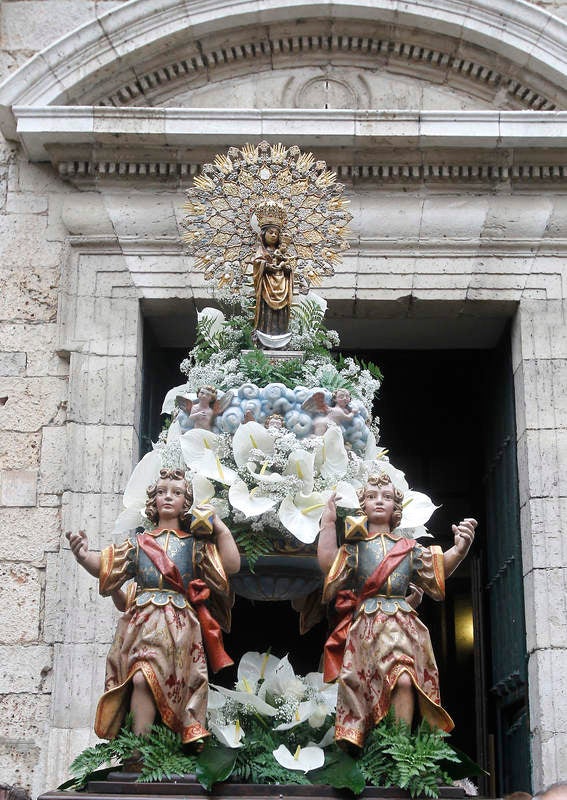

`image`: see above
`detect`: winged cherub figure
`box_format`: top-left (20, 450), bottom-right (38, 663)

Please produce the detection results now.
top-left (175, 386), bottom-right (234, 432)
top-left (302, 388), bottom-right (356, 435)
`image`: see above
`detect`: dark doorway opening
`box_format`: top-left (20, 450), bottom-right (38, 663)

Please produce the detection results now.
top-left (141, 317), bottom-right (530, 795)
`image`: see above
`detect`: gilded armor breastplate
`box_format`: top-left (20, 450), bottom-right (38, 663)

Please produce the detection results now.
top-left (351, 535), bottom-right (416, 616)
top-left (133, 530), bottom-right (195, 609)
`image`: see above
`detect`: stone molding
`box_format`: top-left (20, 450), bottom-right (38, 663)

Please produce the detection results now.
top-left (2, 0), bottom-right (567, 137)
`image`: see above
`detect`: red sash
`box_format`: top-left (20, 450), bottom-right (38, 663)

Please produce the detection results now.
top-left (138, 533), bottom-right (233, 673)
top-left (323, 536), bottom-right (415, 683)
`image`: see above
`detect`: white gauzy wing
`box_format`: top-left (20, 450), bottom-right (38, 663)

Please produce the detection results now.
top-left (400, 490), bottom-right (440, 527)
top-left (122, 450), bottom-right (162, 510)
top-left (229, 479), bottom-right (276, 518)
top-left (161, 383), bottom-right (190, 415)
top-left (191, 474), bottom-right (217, 506)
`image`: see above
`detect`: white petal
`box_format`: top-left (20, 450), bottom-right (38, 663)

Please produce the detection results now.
top-left (233, 421), bottom-right (274, 468)
top-left (400, 490), bottom-right (440, 527)
top-left (191, 474), bottom-right (217, 506)
top-left (207, 688), bottom-right (227, 712)
top-left (209, 722), bottom-right (244, 748)
top-left (364, 433), bottom-right (378, 460)
top-left (304, 673), bottom-right (338, 711)
top-left (318, 427), bottom-right (348, 481)
top-left (199, 450), bottom-right (238, 486)
top-left (284, 449), bottom-right (314, 494)
top-left (274, 701), bottom-right (315, 730)
top-left (260, 654), bottom-right (298, 698)
top-left (237, 651), bottom-right (280, 692)
top-left (122, 450), bottom-right (162, 510)
top-left (312, 726), bottom-right (336, 748)
top-left (278, 492), bottom-right (327, 544)
top-left (112, 506), bottom-right (145, 536)
top-left (166, 418), bottom-right (182, 443)
top-left (209, 683), bottom-right (278, 717)
top-left (197, 307), bottom-right (226, 338)
top-left (161, 383), bottom-right (191, 415)
top-left (229, 479), bottom-right (276, 518)
top-left (180, 429), bottom-right (219, 469)
top-left (366, 458), bottom-right (409, 494)
top-left (334, 480), bottom-right (361, 510)
top-left (272, 745), bottom-right (324, 773)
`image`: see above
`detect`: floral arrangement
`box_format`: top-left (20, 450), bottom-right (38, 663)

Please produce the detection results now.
top-left (63, 651), bottom-right (482, 798)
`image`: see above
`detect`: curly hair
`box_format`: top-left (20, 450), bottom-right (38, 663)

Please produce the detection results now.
top-left (197, 385), bottom-right (217, 405)
top-left (357, 473), bottom-right (404, 530)
top-left (145, 468), bottom-right (193, 530)
top-left (264, 413), bottom-right (284, 428)
top-left (331, 388), bottom-right (351, 408)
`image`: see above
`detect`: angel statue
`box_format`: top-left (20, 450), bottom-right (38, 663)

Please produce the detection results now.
top-left (250, 199), bottom-right (296, 348)
top-left (67, 468), bottom-right (240, 765)
top-left (182, 141), bottom-right (352, 350)
top-left (318, 472), bottom-right (477, 752)
top-left (175, 386), bottom-right (234, 433)
top-left (302, 387), bottom-right (356, 435)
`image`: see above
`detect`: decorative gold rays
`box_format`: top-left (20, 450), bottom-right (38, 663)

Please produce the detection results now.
top-left (182, 141), bottom-right (352, 295)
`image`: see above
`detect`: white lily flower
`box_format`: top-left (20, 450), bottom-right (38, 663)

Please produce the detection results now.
top-left (197, 307), bottom-right (226, 341)
top-left (278, 491), bottom-right (328, 544)
top-left (307, 703), bottom-right (329, 729)
top-left (310, 726), bottom-right (336, 748)
top-left (229, 478), bottom-right (276, 518)
top-left (259, 655), bottom-right (305, 701)
top-left (237, 651), bottom-right (280, 694)
top-left (113, 449), bottom-right (162, 534)
top-left (366, 458), bottom-right (409, 494)
top-left (232, 421), bottom-right (274, 468)
top-left (314, 427), bottom-right (348, 481)
top-left (180, 429), bottom-right (237, 485)
top-left (284, 449), bottom-right (315, 494)
top-left (273, 745), bottom-right (324, 773)
top-left (334, 480), bottom-right (361, 510)
top-left (400, 490), bottom-right (440, 527)
top-left (274, 700), bottom-right (315, 730)
top-left (210, 721), bottom-right (244, 749)
top-left (364, 433), bottom-right (378, 460)
top-left (191, 473), bottom-right (230, 519)
top-left (304, 672), bottom-right (338, 713)
top-left (166, 417), bottom-right (182, 443)
top-left (209, 682), bottom-right (278, 717)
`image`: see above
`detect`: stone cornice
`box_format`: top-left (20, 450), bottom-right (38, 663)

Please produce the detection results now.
top-left (12, 107), bottom-right (567, 171)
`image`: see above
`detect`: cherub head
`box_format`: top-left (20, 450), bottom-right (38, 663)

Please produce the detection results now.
top-left (265, 413), bottom-right (284, 430)
top-left (145, 468), bottom-right (193, 530)
top-left (357, 473), bottom-right (403, 530)
top-left (197, 385), bottom-right (217, 406)
top-left (331, 388), bottom-right (351, 409)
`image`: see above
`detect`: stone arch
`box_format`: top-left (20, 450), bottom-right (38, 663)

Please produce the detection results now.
top-left (2, 0), bottom-right (567, 136)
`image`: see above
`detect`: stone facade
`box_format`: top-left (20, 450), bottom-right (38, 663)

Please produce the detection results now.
top-left (0, 0), bottom-right (566, 796)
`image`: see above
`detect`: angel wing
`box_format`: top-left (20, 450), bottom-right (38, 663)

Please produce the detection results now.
top-left (175, 395), bottom-right (194, 414)
top-left (302, 390), bottom-right (330, 416)
top-left (213, 390), bottom-right (234, 417)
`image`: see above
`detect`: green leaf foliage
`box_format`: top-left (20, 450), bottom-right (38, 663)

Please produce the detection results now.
top-left (196, 740), bottom-right (238, 791)
top-left (239, 349), bottom-right (304, 389)
top-left (233, 528), bottom-right (277, 572)
top-left (308, 747), bottom-right (366, 794)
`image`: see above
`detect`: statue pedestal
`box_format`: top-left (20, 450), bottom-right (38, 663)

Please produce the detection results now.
top-left (241, 349), bottom-right (304, 363)
top-left (39, 777), bottom-right (466, 799)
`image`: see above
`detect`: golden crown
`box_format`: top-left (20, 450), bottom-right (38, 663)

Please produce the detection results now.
top-left (254, 199), bottom-right (288, 229)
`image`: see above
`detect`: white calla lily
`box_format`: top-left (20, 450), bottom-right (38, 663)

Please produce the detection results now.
top-left (191, 474), bottom-right (230, 519)
top-left (233, 421), bottom-right (274, 468)
top-left (210, 721), bottom-right (244, 748)
top-left (278, 491), bottom-right (328, 544)
top-left (284, 449), bottom-right (315, 494)
top-left (237, 651), bottom-right (280, 694)
top-left (209, 683), bottom-right (278, 717)
top-left (315, 426), bottom-right (348, 481)
top-left (366, 458), bottom-right (409, 493)
top-left (274, 701), bottom-right (315, 730)
top-left (180, 429), bottom-right (237, 485)
top-left (334, 480), bottom-right (362, 510)
top-left (113, 449), bottom-right (162, 534)
top-left (400, 490), bottom-right (440, 527)
top-left (273, 745), bottom-right (324, 773)
top-left (166, 418), bottom-right (182, 443)
top-left (229, 478), bottom-right (276, 518)
top-left (304, 672), bottom-right (338, 713)
top-left (259, 655), bottom-right (304, 701)
top-left (161, 383), bottom-right (191, 415)
top-left (197, 307), bottom-right (226, 340)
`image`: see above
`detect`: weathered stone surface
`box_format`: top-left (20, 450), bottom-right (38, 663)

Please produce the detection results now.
top-left (0, 692), bottom-right (50, 740)
top-left (64, 423), bottom-right (138, 494)
top-left (0, 377), bottom-right (67, 432)
top-left (0, 322), bottom-right (68, 377)
top-left (0, 214), bottom-right (62, 270)
top-left (0, 740), bottom-right (41, 795)
top-left (0, 564), bottom-right (42, 644)
top-left (524, 568), bottom-right (567, 652)
top-left (0, 468), bottom-right (38, 507)
top-left (0, 351), bottom-right (26, 376)
top-left (68, 353), bottom-right (139, 426)
top-left (1, 2), bottom-right (96, 52)
top-left (0, 645), bottom-right (52, 693)
top-left (0, 267), bottom-right (59, 323)
top-left (38, 425), bottom-right (67, 496)
top-left (0, 430), bottom-right (41, 469)
top-left (50, 642), bottom-right (109, 727)
top-left (0, 506), bottom-right (60, 559)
